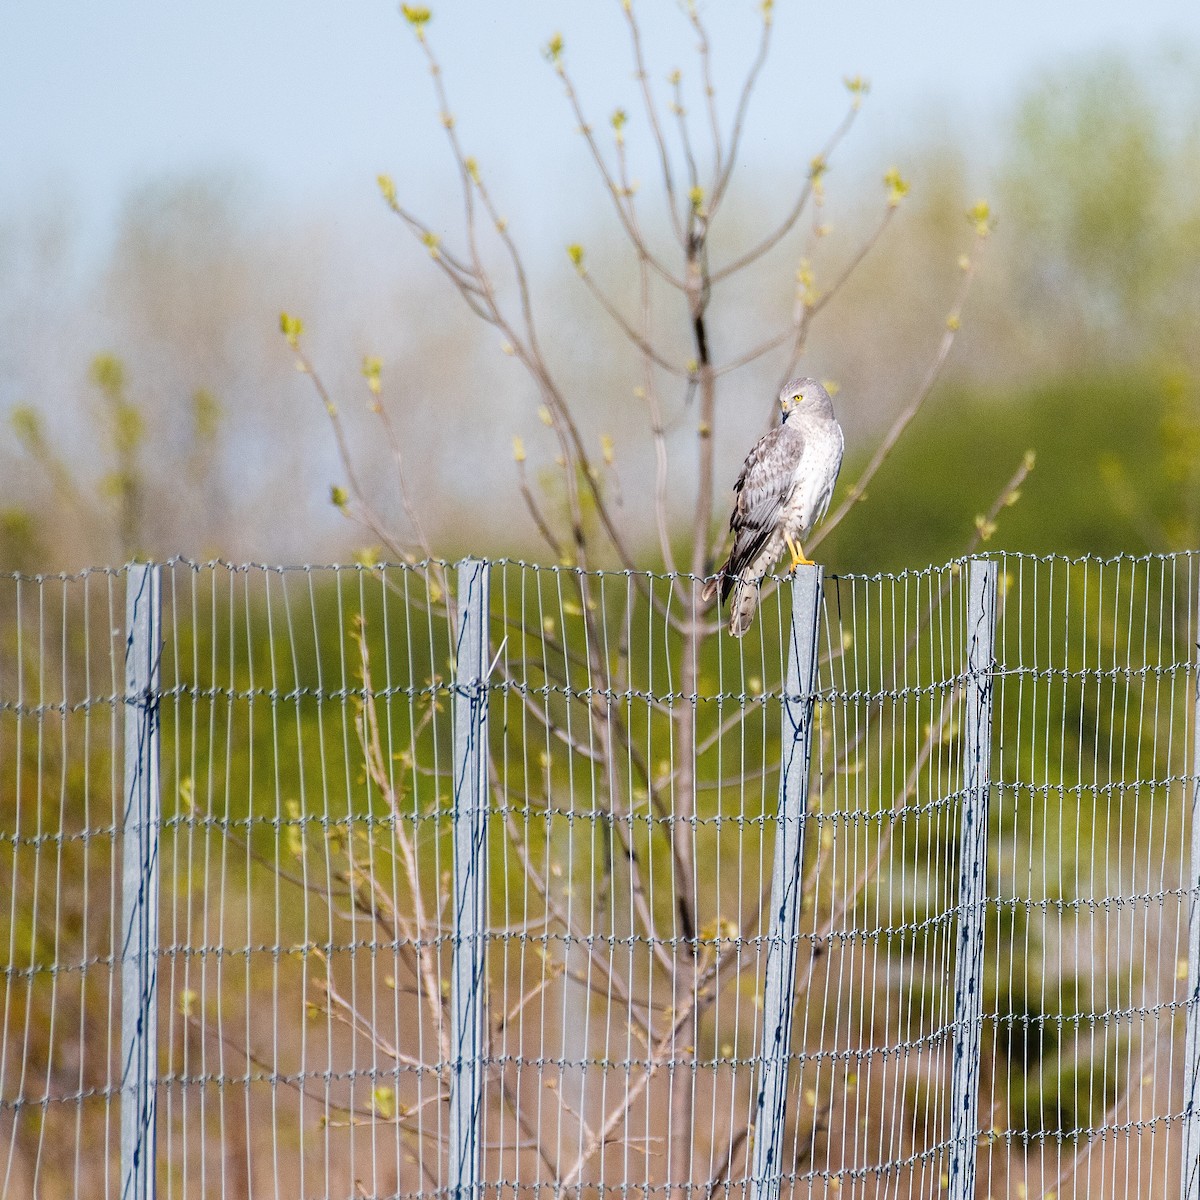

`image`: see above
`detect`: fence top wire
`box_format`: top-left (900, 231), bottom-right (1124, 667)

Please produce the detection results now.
top-left (4, 551), bottom-right (1195, 719)
top-left (4, 548), bottom-right (1197, 587)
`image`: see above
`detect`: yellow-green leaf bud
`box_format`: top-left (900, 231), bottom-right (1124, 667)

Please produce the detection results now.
top-left (401, 6), bottom-right (431, 33)
top-left (279, 312), bottom-right (304, 348)
top-left (967, 199), bottom-right (992, 236)
top-left (883, 167), bottom-right (910, 207)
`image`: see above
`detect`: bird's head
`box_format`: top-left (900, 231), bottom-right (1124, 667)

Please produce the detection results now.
top-left (779, 377), bottom-right (835, 421)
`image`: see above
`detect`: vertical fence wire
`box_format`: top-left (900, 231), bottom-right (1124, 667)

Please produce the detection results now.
top-left (0, 568), bottom-right (125, 1197)
top-left (3, 553), bottom-right (1200, 1198)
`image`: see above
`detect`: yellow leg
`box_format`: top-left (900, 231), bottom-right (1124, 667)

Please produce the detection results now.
top-left (784, 535), bottom-right (815, 571)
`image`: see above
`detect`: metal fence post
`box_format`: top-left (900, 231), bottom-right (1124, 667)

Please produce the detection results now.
top-left (749, 565), bottom-right (823, 1200)
top-left (947, 558), bottom-right (998, 1200)
top-left (450, 559), bottom-right (491, 1200)
top-left (1182, 571), bottom-right (1200, 1200)
top-left (121, 562), bottom-right (162, 1200)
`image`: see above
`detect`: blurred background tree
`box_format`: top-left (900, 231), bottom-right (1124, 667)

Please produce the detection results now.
top-left (2, 42), bottom-right (1197, 571)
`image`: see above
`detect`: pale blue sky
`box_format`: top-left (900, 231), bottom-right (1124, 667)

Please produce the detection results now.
top-left (3, 1), bottom-right (1197, 256)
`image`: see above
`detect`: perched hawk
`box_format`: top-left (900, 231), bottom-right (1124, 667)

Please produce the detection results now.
top-left (702, 377), bottom-right (844, 637)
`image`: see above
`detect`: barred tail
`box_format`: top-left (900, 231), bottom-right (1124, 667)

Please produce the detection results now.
top-left (707, 540), bottom-right (780, 636)
top-left (728, 579), bottom-right (761, 637)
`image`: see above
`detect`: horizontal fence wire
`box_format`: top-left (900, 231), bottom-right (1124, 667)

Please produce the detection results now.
top-left (0, 552), bottom-right (1197, 1200)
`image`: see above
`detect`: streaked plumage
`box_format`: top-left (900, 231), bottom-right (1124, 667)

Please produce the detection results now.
top-left (702, 377), bottom-right (844, 636)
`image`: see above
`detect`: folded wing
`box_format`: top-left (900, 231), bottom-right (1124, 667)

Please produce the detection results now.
top-left (707, 425), bottom-right (801, 604)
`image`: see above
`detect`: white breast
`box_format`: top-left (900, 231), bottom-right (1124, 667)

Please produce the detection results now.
top-left (782, 422), bottom-right (844, 539)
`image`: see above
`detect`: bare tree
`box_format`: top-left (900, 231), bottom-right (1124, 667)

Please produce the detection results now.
top-left (274, 3), bottom-right (1031, 1193)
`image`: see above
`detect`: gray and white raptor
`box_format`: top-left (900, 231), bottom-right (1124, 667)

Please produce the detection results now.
top-left (702, 377), bottom-right (844, 637)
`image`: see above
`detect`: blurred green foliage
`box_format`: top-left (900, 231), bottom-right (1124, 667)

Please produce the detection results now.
top-left (1002, 51), bottom-right (1200, 366)
top-left (829, 370), bottom-right (1200, 572)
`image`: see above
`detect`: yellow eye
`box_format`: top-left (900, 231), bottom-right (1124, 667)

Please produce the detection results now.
top-left (792, 393), bottom-right (803, 405)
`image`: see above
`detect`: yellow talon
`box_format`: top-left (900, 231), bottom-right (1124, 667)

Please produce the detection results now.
top-left (785, 535), bottom-right (814, 571)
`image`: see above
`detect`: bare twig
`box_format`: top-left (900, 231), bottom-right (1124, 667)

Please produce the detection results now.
top-left (713, 96), bottom-right (861, 282)
top-left (683, 5), bottom-right (724, 182)
top-left (668, 70), bottom-right (702, 204)
top-left (578, 270), bottom-right (687, 376)
top-left (515, 455), bottom-right (566, 560)
top-left (713, 206), bottom-right (895, 384)
top-left (809, 227), bottom-right (990, 552)
top-left (618, 2), bottom-right (685, 244)
top-left (353, 620), bottom-right (451, 1063)
top-left (710, 4), bottom-right (774, 210)
top-left (1035, 1035), bottom-right (1164, 1200)
top-left (552, 50), bottom-right (685, 290)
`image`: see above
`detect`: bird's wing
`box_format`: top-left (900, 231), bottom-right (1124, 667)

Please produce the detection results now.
top-left (719, 425), bottom-right (802, 597)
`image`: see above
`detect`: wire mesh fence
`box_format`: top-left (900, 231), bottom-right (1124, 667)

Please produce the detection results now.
top-left (1, 553), bottom-right (1198, 1199)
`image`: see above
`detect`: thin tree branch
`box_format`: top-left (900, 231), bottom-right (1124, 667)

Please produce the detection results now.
top-left (668, 70), bottom-right (702, 203)
top-left (710, 2), bottom-right (774, 210)
top-left (683, 5), bottom-right (724, 182)
top-left (619, 1), bottom-right (686, 244)
top-left (578, 269), bottom-right (687, 376)
top-left (552, 52), bottom-right (686, 290)
top-left (808, 229), bottom-right (989, 552)
top-left (713, 206), bottom-right (895, 384)
top-left (712, 98), bottom-right (861, 282)
top-left (353, 623), bottom-right (451, 1062)
top-left (515, 455), bottom-right (567, 560)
